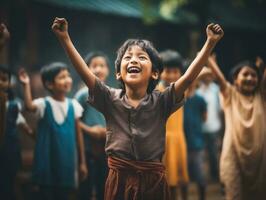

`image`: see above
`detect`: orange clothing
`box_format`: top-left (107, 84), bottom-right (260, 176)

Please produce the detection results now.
top-left (164, 107), bottom-right (189, 186)
top-left (157, 82), bottom-right (189, 186)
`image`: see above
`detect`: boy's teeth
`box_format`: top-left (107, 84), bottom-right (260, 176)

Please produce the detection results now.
top-left (128, 67), bottom-right (141, 73)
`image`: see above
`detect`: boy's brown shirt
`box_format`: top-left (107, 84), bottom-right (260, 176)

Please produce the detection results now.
top-left (88, 78), bottom-right (184, 161)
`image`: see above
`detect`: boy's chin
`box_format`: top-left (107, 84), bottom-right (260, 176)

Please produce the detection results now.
top-left (124, 80), bottom-right (145, 88)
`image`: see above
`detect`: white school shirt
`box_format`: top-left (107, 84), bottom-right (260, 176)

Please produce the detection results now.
top-left (33, 96), bottom-right (83, 124)
top-left (196, 82), bottom-right (222, 133)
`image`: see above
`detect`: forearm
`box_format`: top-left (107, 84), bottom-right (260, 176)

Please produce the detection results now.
top-left (23, 83), bottom-right (37, 112)
top-left (76, 120), bottom-right (86, 164)
top-left (207, 58), bottom-right (227, 92)
top-left (58, 35), bottom-right (96, 90)
top-left (80, 122), bottom-right (106, 139)
top-left (174, 39), bottom-right (216, 96)
top-left (186, 39), bottom-right (216, 82)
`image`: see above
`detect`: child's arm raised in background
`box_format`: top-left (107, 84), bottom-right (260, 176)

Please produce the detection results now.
top-left (207, 54), bottom-right (228, 94)
top-left (51, 18), bottom-right (96, 91)
top-left (76, 119), bottom-right (88, 181)
top-left (255, 56), bottom-right (266, 99)
top-left (174, 24), bottom-right (224, 99)
top-left (0, 23), bottom-right (10, 51)
top-left (18, 69), bottom-right (38, 112)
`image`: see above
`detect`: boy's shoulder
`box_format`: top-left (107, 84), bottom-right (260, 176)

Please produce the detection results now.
top-left (94, 78), bottom-right (124, 100)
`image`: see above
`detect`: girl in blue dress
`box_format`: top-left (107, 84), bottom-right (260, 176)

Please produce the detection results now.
top-left (19, 63), bottom-right (87, 200)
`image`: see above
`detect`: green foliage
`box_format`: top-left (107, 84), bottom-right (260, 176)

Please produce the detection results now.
top-left (159, 0), bottom-right (188, 20)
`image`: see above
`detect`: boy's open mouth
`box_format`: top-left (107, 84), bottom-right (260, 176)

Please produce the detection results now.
top-left (127, 66), bottom-right (142, 74)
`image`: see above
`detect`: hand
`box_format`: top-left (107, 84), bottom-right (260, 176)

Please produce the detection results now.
top-left (79, 163), bottom-right (88, 181)
top-left (0, 23), bottom-right (10, 47)
top-left (206, 23), bottom-right (224, 43)
top-left (51, 17), bottom-right (69, 39)
top-left (18, 68), bottom-right (30, 85)
top-left (255, 56), bottom-right (264, 69)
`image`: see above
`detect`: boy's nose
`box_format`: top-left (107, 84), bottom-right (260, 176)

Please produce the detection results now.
top-left (130, 56), bottom-right (138, 64)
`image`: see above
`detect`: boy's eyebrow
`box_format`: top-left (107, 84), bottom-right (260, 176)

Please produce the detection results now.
top-left (124, 51), bottom-right (148, 56)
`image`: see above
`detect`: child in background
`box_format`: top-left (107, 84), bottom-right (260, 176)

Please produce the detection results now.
top-left (75, 52), bottom-right (109, 200)
top-left (207, 56), bottom-right (266, 200)
top-left (0, 65), bottom-right (33, 200)
top-left (183, 79), bottom-right (207, 200)
top-left (19, 63), bottom-right (87, 200)
top-left (196, 63), bottom-right (222, 182)
top-left (52, 17), bottom-right (223, 200)
top-left (0, 23), bottom-right (10, 141)
top-left (157, 50), bottom-right (189, 200)
top-left (0, 24), bottom-right (32, 200)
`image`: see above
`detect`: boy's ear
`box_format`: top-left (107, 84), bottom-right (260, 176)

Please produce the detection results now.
top-left (116, 72), bottom-right (122, 80)
top-left (151, 70), bottom-right (159, 80)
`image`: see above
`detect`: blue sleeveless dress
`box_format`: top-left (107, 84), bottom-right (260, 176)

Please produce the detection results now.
top-left (32, 98), bottom-right (77, 188)
top-left (0, 100), bottom-right (21, 198)
top-left (0, 100), bottom-right (21, 171)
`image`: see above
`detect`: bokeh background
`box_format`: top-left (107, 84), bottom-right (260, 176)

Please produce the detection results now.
top-left (0, 0), bottom-right (266, 199)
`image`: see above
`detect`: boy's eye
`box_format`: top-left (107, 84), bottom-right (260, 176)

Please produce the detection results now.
top-left (123, 56), bottom-right (131, 60)
top-left (139, 56), bottom-right (147, 60)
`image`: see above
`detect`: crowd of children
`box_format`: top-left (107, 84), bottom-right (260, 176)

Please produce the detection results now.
top-left (0, 16), bottom-right (265, 200)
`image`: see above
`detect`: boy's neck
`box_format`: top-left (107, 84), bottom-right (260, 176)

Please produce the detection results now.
top-left (51, 93), bottom-right (66, 101)
top-left (125, 85), bottom-right (147, 108)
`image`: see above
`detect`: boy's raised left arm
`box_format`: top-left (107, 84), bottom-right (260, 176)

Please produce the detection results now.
top-left (174, 23), bottom-right (224, 99)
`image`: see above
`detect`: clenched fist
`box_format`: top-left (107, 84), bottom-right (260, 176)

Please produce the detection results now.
top-left (51, 17), bottom-right (69, 40)
top-left (206, 23), bottom-right (224, 44)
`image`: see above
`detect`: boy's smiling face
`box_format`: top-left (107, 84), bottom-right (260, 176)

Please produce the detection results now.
top-left (47, 69), bottom-right (72, 94)
top-left (118, 45), bottom-right (158, 90)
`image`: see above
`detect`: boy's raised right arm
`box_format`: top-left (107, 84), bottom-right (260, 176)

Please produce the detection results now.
top-left (52, 18), bottom-right (96, 91)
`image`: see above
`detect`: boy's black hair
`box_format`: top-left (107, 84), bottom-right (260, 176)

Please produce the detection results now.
top-left (115, 39), bottom-right (163, 94)
top-left (230, 60), bottom-right (261, 83)
top-left (40, 62), bottom-right (68, 90)
top-left (160, 50), bottom-right (184, 73)
top-left (0, 64), bottom-right (11, 82)
top-left (84, 51), bottom-right (110, 67)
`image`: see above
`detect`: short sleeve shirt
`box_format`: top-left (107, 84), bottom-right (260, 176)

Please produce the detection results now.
top-left (33, 96), bottom-right (83, 124)
top-left (88, 78), bottom-right (184, 161)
